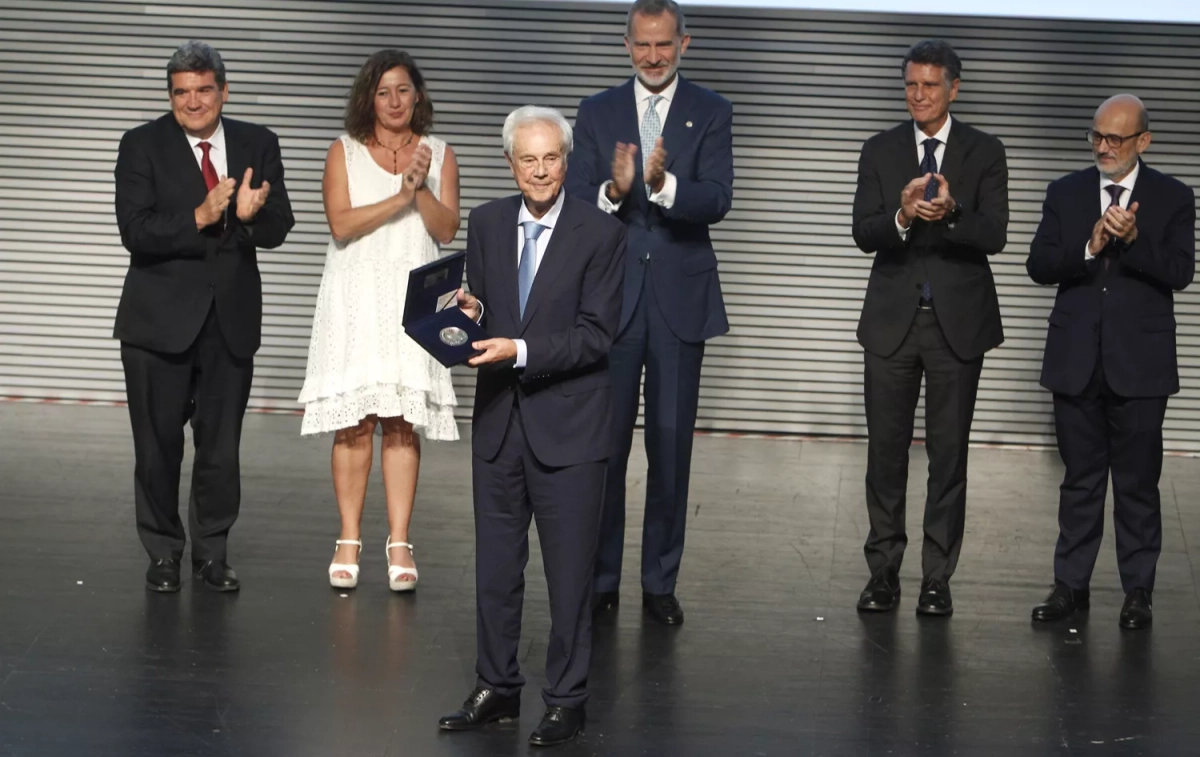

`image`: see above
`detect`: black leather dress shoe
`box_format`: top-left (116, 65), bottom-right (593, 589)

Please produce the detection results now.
top-left (1119, 588), bottom-right (1153, 630)
top-left (529, 705), bottom-right (585, 747)
top-left (438, 687), bottom-right (520, 731)
top-left (916, 579), bottom-right (953, 616)
top-left (146, 558), bottom-right (181, 593)
top-left (193, 560), bottom-right (240, 592)
top-left (856, 570), bottom-right (900, 612)
top-left (1031, 582), bottom-right (1089, 622)
top-left (642, 592), bottom-right (684, 625)
top-left (593, 590), bottom-right (619, 613)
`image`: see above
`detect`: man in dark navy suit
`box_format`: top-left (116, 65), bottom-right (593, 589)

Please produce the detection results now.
top-left (439, 107), bottom-right (625, 747)
top-left (566, 0), bottom-right (732, 626)
top-left (1027, 94), bottom-right (1195, 630)
top-left (113, 41), bottom-right (293, 594)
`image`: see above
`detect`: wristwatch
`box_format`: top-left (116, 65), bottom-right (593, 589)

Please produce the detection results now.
top-left (945, 203), bottom-right (963, 227)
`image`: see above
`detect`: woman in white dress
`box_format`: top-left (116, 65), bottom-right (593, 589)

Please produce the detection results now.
top-left (299, 50), bottom-right (460, 591)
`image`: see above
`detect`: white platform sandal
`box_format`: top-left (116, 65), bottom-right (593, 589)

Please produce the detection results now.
top-left (386, 537), bottom-right (419, 592)
top-left (328, 539), bottom-right (362, 589)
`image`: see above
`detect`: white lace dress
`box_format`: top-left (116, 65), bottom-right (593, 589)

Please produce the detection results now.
top-left (298, 134), bottom-right (459, 440)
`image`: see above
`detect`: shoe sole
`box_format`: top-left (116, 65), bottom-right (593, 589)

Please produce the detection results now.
top-left (197, 581), bottom-right (240, 593)
top-left (438, 714), bottom-right (519, 731)
top-left (529, 729), bottom-right (583, 747)
top-left (857, 596), bottom-right (900, 613)
top-left (1119, 619), bottom-right (1151, 630)
top-left (146, 582), bottom-right (181, 593)
top-left (916, 605), bottom-right (953, 617)
top-left (1031, 604), bottom-right (1089, 623)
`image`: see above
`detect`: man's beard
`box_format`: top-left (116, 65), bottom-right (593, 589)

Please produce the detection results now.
top-left (1096, 153), bottom-right (1137, 180)
top-left (633, 61), bottom-right (678, 89)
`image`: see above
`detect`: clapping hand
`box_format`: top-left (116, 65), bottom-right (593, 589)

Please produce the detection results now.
top-left (196, 176), bottom-right (236, 229)
top-left (914, 174), bottom-right (956, 223)
top-left (399, 144), bottom-right (433, 203)
top-left (898, 174), bottom-right (929, 228)
top-left (608, 142), bottom-right (639, 201)
top-left (643, 137), bottom-right (668, 194)
top-left (1103, 201), bottom-right (1139, 244)
top-left (235, 167), bottom-right (272, 222)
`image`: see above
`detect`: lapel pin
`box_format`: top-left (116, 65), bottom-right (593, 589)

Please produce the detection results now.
top-left (685, 121), bottom-right (693, 128)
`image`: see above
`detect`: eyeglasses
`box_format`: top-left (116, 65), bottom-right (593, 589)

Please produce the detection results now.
top-left (1086, 129), bottom-right (1146, 148)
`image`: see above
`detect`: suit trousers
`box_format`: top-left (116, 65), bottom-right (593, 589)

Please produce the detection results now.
top-left (1052, 360), bottom-right (1166, 593)
top-left (596, 271), bottom-right (706, 595)
top-left (120, 303), bottom-right (253, 564)
top-left (473, 402), bottom-right (605, 709)
top-left (863, 308), bottom-right (983, 581)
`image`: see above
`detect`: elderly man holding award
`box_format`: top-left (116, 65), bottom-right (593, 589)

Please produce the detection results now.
top-left (411, 105), bottom-right (625, 747)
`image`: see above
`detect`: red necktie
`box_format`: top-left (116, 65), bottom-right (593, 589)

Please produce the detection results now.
top-left (198, 141), bottom-right (219, 191)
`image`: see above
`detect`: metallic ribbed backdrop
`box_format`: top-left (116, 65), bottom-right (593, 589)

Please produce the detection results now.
top-left (1, 0), bottom-right (1198, 448)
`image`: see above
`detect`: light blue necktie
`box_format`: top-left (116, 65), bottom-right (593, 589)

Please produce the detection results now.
top-left (518, 221), bottom-right (546, 318)
top-left (641, 94), bottom-right (664, 197)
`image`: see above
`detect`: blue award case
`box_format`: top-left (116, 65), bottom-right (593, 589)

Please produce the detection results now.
top-left (402, 251), bottom-right (488, 367)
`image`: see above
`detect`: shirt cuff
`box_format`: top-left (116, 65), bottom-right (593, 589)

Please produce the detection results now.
top-left (895, 209), bottom-right (910, 241)
top-left (648, 171), bottom-right (677, 209)
top-left (598, 182), bottom-right (622, 214)
top-left (514, 338), bottom-right (527, 369)
top-left (474, 300), bottom-right (485, 324)
top-left (1085, 241), bottom-right (1096, 260)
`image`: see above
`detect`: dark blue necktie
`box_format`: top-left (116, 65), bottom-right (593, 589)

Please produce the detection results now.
top-left (919, 138), bottom-right (939, 301)
top-left (921, 138), bottom-right (940, 201)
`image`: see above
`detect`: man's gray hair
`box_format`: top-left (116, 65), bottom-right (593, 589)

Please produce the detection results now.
top-left (166, 40), bottom-right (226, 90)
top-left (502, 106), bottom-right (573, 157)
top-left (627, 0), bottom-right (687, 37)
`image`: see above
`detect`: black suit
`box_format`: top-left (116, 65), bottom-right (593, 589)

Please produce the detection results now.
top-left (465, 192), bottom-right (625, 708)
top-left (113, 114), bottom-right (293, 563)
top-left (1027, 161), bottom-right (1195, 592)
top-left (851, 118), bottom-right (1008, 582)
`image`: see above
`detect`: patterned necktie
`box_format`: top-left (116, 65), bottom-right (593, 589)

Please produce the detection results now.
top-left (921, 138), bottom-right (939, 201)
top-left (1103, 185), bottom-right (1124, 270)
top-left (918, 138), bottom-right (940, 302)
top-left (198, 141), bottom-right (219, 191)
top-left (641, 94), bottom-right (664, 197)
top-left (518, 221), bottom-right (546, 318)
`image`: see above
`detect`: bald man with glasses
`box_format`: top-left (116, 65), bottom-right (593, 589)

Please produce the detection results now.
top-left (1026, 94), bottom-right (1195, 629)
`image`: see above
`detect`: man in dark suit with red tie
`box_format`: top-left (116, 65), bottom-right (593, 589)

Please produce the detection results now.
top-left (440, 107), bottom-right (625, 747)
top-left (1027, 95), bottom-right (1195, 629)
top-left (113, 41), bottom-right (294, 593)
top-left (851, 40), bottom-right (1009, 617)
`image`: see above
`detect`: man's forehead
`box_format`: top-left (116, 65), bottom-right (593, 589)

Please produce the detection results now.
top-left (171, 71), bottom-right (218, 89)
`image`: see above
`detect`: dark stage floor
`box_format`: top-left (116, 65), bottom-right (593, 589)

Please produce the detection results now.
top-left (1, 402), bottom-right (1199, 756)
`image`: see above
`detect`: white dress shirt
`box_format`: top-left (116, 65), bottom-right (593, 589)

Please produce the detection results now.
top-left (1087, 161), bottom-right (1139, 258)
top-left (896, 115), bottom-right (953, 240)
top-left (512, 190), bottom-right (566, 368)
top-left (598, 76), bottom-right (679, 213)
top-left (185, 118), bottom-right (228, 181)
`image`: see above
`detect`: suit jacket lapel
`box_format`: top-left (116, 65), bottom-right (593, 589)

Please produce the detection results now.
top-left (224, 118), bottom-right (249, 189)
top-left (493, 195), bottom-right (522, 328)
top-left (167, 116), bottom-right (209, 203)
top-left (520, 195), bottom-right (578, 334)
top-left (939, 118), bottom-right (967, 192)
top-left (900, 122), bottom-right (920, 178)
top-left (660, 75), bottom-right (694, 172)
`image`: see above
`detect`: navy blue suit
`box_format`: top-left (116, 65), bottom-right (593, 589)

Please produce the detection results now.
top-left (1027, 160), bottom-right (1195, 592)
top-left (466, 192), bottom-right (625, 708)
top-left (566, 75), bottom-right (732, 596)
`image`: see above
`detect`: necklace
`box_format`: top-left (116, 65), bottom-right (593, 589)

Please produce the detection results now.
top-left (376, 132), bottom-right (415, 174)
